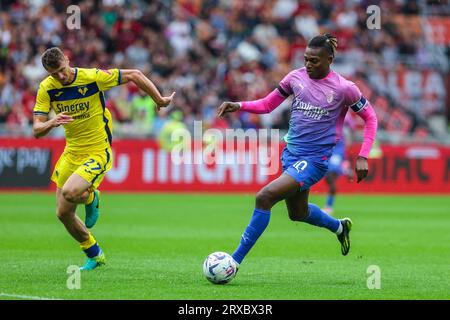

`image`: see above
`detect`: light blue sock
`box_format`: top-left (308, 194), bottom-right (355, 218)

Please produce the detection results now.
top-left (232, 208), bottom-right (271, 264)
top-left (326, 195), bottom-right (334, 208)
top-left (302, 203), bottom-right (340, 233)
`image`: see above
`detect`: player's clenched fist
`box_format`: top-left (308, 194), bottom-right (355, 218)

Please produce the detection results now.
top-left (355, 156), bottom-right (369, 183)
top-left (217, 101), bottom-right (240, 118)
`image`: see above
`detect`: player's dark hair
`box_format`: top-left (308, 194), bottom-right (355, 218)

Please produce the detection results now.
top-left (41, 47), bottom-right (65, 70)
top-left (308, 34), bottom-right (338, 58)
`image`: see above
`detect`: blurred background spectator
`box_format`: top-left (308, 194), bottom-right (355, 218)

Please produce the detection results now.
top-left (0, 0), bottom-right (449, 144)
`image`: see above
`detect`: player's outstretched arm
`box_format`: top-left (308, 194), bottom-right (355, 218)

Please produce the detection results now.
top-left (32, 112), bottom-right (73, 138)
top-left (218, 89), bottom-right (287, 118)
top-left (120, 69), bottom-right (175, 111)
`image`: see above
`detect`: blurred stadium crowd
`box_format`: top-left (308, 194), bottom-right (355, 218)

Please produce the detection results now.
top-left (0, 0), bottom-right (449, 143)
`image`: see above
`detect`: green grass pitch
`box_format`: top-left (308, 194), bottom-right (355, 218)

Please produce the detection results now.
top-left (0, 193), bottom-right (449, 300)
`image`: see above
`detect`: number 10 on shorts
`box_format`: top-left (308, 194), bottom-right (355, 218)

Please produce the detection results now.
top-left (293, 160), bottom-right (308, 173)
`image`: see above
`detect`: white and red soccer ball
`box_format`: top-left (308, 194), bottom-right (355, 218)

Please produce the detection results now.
top-left (203, 252), bottom-right (238, 284)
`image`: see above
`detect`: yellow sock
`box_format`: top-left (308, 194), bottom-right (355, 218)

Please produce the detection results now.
top-left (80, 233), bottom-right (96, 250)
top-left (85, 191), bottom-right (94, 205)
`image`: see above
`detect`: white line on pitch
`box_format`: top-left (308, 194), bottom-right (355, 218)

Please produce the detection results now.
top-left (0, 292), bottom-right (63, 300)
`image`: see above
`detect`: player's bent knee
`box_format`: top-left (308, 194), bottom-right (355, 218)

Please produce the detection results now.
top-left (61, 187), bottom-right (80, 203)
top-left (255, 188), bottom-right (277, 210)
top-left (62, 190), bottom-right (76, 203)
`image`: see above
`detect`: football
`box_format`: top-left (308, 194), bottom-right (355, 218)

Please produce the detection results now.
top-left (203, 252), bottom-right (238, 284)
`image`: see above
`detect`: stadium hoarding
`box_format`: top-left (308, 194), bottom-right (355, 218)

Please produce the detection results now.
top-left (0, 138), bottom-right (449, 193)
top-left (0, 141), bottom-right (53, 188)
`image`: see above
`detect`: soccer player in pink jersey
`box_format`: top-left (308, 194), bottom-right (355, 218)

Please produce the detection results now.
top-left (217, 34), bottom-right (378, 270)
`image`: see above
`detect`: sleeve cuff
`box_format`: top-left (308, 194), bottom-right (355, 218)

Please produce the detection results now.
top-left (33, 111), bottom-right (49, 115)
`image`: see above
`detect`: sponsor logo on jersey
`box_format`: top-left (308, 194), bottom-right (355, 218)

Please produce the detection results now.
top-left (56, 101), bottom-right (90, 113)
top-left (292, 100), bottom-right (329, 120)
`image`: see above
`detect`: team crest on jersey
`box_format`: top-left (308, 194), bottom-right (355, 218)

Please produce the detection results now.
top-left (326, 91), bottom-right (334, 103)
top-left (78, 86), bottom-right (88, 95)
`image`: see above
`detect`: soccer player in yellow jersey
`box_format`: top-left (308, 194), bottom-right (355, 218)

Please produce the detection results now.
top-left (32, 47), bottom-right (175, 270)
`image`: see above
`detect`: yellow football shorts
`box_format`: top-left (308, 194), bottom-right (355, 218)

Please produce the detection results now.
top-left (51, 148), bottom-right (113, 190)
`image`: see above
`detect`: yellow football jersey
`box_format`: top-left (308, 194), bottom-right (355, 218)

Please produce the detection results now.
top-left (34, 68), bottom-right (121, 153)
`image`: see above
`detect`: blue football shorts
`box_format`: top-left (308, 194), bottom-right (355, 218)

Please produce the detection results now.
top-left (281, 147), bottom-right (329, 191)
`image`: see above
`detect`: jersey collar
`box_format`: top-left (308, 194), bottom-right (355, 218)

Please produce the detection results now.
top-left (66, 67), bottom-right (78, 86)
